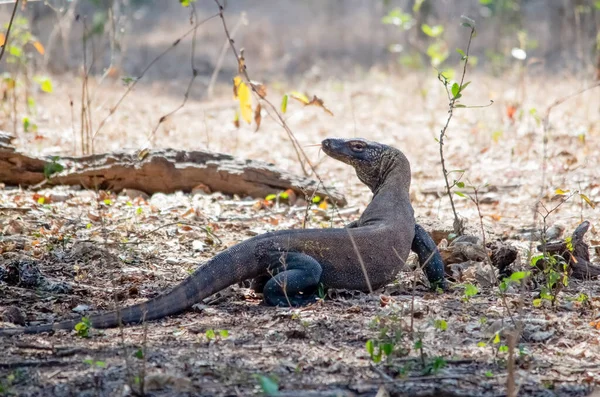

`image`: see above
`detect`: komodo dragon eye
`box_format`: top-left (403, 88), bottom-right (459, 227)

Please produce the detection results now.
top-left (349, 141), bottom-right (366, 152)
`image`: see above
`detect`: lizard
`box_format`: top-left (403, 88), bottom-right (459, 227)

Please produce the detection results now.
top-left (0, 137), bottom-right (446, 335)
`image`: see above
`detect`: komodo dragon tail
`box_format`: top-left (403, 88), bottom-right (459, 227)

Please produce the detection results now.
top-left (0, 241), bottom-right (264, 335)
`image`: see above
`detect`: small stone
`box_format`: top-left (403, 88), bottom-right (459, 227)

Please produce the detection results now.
top-left (2, 306), bottom-right (25, 325)
top-left (72, 304), bottom-right (91, 313)
top-left (192, 240), bottom-right (205, 252)
top-left (122, 189), bottom-right (149, 200)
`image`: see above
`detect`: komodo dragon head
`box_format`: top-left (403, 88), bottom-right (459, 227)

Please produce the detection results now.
top-left (321, 137), bottom-right (410, 194)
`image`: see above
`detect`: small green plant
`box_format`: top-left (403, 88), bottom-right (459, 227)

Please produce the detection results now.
top-left (499, 271), bottom-right (531, 293)
top-left (462, 283), bottom-right (479, 301)
top-left (365, 313), bottom-right (410, 363)
top-left (83, 359), bottom-right (107, 368)
top-left (43, 156), bottom-right (64, 179)
top-left (423, 356), bottom-right (447, 375)
top-left (254, 374), bottom-right (279, 396)
top-left (74, 317), bottom-right (92, 338)
top-left (0, 372), bottom-right (15, 394)
top-left (205, 329), bottom-right (229, 341)
top-left (434, 319), bottom-right (447, 331)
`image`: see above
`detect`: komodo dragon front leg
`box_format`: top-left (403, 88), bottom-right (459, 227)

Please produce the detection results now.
top-left (347, 219), bottom-right (446, 290)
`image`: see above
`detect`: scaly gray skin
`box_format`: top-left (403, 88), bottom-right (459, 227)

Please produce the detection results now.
top-left (0, 138), bottom-right (446, 335)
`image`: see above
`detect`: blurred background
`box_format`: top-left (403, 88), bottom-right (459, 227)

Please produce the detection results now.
top-left (3, 0), bottom-right (599, 90)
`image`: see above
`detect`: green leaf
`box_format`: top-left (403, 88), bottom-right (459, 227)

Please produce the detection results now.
top-left (382, 343), bottom-right (393, 356)
top-left (205, 329), bottom-right (215, 340)
top-left (454, 104), bottom-right (466, 108)
top-left (265, 194), bottom-right (277, 201)
top-left (421, 24), bottom-right (444, 38)
top-left (485, 370), bottom-right (494, 377)
top-left (256, 375), bottom-right (279, 396)
top-left (312, 196), bottom-right (321, 203)
top-left (434, 319), bottom-right (448, 331)
top-left (219, 329), bottom-right (229, 338)
top-left (499, 345), bottom-right (509, 353)
top-left (493, 333), bottom-right (500, 344)
top-left (179, 0), bottom-right (196, 7)
top-left (464, 284), bottom-right (478, 297)
top-left (530, 254), bottom-right (544, 267)
top-left (454, 191), bottom-right (466, 198)
top-left (456, 48), bottom-right (466, 58)
top-left (43, 160), bottom-right (64, 179)
top-left (40, 79), bottom-right (53, 93)
top-left (414, 339), bottom-right (423, 350)
top-left (134, 349), bottom-right (144, 359)
top-left (366, 339), bottom-right (374, 355)
top-left (456, 181), bottom-right (465, 188)
top-left (451, 82), bottom-right (460, 98)
top-left (477, 341), bottom-right (486, 347)
top-left (9, 46), bottom-right (22, 58)
top-left (460, 81), bottom-right (471, 92)
top-left (281, 94), bottom-right (288, 113)
top-left (280, 191), bottom-right (289, 200)
top-left (23, 117), bottom-right (30, 133)
top-left (509, 271), bottom-right (530, 282)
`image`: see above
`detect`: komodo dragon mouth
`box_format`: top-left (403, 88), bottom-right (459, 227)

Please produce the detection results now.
top-left (0, 138), bottom-right (446, 335)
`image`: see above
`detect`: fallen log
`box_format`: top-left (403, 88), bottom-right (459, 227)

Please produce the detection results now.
top-left (0, 134), bottom-right (346, 206)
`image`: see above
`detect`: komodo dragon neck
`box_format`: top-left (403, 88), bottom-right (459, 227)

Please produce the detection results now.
top-left (0, 138), bottom-right (445, 335)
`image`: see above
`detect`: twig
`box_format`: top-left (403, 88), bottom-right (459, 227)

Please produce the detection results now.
top-left (0, 0), bottom-right (19, 64)
top-left (207, 12), bottom-right (248, 98)
top-left (438, 24), bottom-right (476, 236)
top-left (91, 13), bottom-right (219, 144)
top-left (213, 0), bottom-right (346, 232)
top-left (146, 3), bottom-right (201, 144)
top-left (214, 0), bottom-right (307, 175)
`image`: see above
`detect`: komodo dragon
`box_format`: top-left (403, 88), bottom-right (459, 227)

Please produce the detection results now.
top-left (0, 138), bottom-right (446, 336)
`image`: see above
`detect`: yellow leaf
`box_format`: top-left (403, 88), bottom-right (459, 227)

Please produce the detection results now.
top-left (290, 91), bottom-right (310, 105)
top-left (32, 41), bottom-right (45, 55)
top-left (580, 193), bottom-right (596, 209)
top-left (0, 33), bottom-right (5, 47)
top-left (233, 76), bottom-right (252, 124)
top-left (555, 188), bottom-right (570, 195)
top-left (493, 333), bottom-right (500, 344)
top-left (319, 201), bottom-right (328, 210)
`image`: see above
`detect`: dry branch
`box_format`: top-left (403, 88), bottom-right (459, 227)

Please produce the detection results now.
top-left (0, 137), bottom-right (346, 206)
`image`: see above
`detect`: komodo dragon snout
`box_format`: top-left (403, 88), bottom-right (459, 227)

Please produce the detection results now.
top-left (0, 137), bottom-right (446, 335)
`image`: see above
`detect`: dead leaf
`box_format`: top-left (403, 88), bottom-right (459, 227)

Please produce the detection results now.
top-left (254, 103), bottom-right (262, 132)
top-left (0, 33), bottom-right (5, 47)
top-left (250, 81), bottom-right (267, 97)
top-left (233, 110), bottom-right (240, 129)
top-left (506, 103), bottom-right (518, 122)
top-left (307, 95), bottom-right (334, 116)
top-left (87, 211), bottom-right (101, 222)
top-left (291, 92), bottom-right (333, 116)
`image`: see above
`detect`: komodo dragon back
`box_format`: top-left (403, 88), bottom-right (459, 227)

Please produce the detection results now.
top-left (0, 138), bottom-right (446, 335)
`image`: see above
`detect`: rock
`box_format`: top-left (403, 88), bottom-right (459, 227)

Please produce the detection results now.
top-left (2, 306), bottom-right (25, 325)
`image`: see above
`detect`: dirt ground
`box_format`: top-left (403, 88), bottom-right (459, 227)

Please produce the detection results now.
top-left (1, 66), bottom-right (600, 397)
